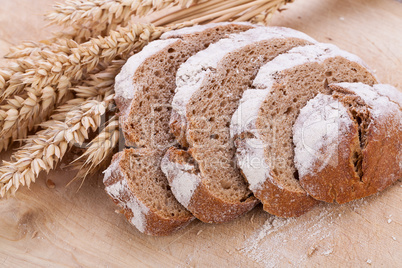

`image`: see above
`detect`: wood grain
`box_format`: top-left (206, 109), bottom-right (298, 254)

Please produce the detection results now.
top-left (0, 0), bottom-right (401, 267)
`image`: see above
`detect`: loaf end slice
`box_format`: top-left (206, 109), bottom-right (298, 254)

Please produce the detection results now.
top-left (104, 149), bottom-right (194, 236)
top-left (294, 83), bottom-right (402, 203)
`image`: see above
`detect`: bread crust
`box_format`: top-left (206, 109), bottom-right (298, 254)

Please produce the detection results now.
top-left (297, 83), bottom-right (402, 203)
top-left (253, 178), bottom-right (318, 218)
top-left (162, 147), bottom-right (258, 223)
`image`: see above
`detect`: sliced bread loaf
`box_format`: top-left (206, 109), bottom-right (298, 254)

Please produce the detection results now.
top-left (293, 83), bottom-right (401, 203)
top-left (163, 27), bottom-right (317, 223)
top-left (105, 23), bottom-right (254, 235)
top-left (231, 43), bottom-right (377, 217)
top-left (103, 149), bottom-right (194, 236)
top-left (115, 22), bottom-right (254, 148)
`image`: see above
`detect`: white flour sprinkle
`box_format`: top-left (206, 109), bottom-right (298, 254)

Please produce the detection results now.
top-left (240, 205), bottom-right (337, 267)
top-left (322, 248), bottom-right (333, 256)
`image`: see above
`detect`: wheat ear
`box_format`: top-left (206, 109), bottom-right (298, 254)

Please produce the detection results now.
top-left (0, 57), bottom-right (123, 196)
top-left (0, 23), bottom-right (162, 152)
top-left (0, 92), bottom-right (115, 198)
top-left (46, 0), bottom-right (195, 42)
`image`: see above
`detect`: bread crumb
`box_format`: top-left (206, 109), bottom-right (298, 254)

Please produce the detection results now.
top-left (392, 236), bottom-right (396, 241)
top-left (387, 219), bottom-right (392, 224)
top-left (366, 259), bottom-right (372, 264)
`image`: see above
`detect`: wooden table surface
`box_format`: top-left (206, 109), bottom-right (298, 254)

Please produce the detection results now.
top-left (0, 0), bottom-right (401, 267)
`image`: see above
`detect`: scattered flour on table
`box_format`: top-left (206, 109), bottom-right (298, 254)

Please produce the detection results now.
top-left (239, 209), bottom-right (335, 267)
top-left (322, 248), bottom-right (333, 256)
top-left (239, 198), bottom-right (370, 267)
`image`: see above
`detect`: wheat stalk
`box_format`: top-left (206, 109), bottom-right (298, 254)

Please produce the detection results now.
top-left (46, 0), bottom-right (197, 42)
top-left (152, 0), bottom-right (293, 26)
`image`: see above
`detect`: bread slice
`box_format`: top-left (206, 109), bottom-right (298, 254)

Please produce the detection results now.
top-left (293, 83), bottom-right (402, 203)
top-left (103, 149), bottom-right (194, 236)
top-left (115, 22), bottom-right (255, 148)
top-left (162, 27), bottom-right (317, 223)
top-left (106, 23), bottom-right (254, 235)
top-left (231, 43), bottom-right (377, 217)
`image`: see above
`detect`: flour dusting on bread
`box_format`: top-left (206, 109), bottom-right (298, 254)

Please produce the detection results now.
top-left (161, 155), bottom-right (200, 208)
top-left (106, 179), bottom-right (150, 233)
top-left (293, 93), bottom-right (353, 177)
top-left (253, 43), bottom-right (372, 89)
top-left (160, 22), bottom-right (253, 39)
top-left (373, 84), bottom-right (402, 106)
top-left (334, 82), bottom-right (400, 119)
top-left (173, 26), bottom-right (316, 117)
top-left (231, 89), bottom-right (273, 191)
top-left (231, 89), bottom-right (269, 138)
top-left (103, 155), bottom-right (150, 233)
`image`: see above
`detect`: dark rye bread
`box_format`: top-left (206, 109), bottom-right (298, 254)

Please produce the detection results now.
top-left (106, 23), bottom-right (254, 235)
top-left (163, 27), bottom-right (317, 223)
top-left (293, 83), bottom-right (402, 203)
top-left (103, 149), bottom-right (194, 236)
top-left (231, 43), bottom-right (377, 217)
top-left (115, 22), bottom-right (254, 148)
